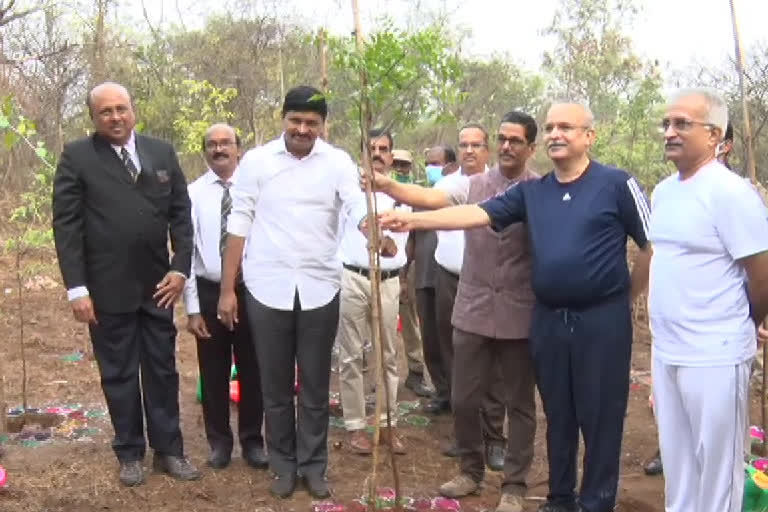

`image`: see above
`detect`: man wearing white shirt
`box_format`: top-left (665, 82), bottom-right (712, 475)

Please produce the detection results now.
top-left (649, 88), bottom-right (768, 512)
top-left (431, 125), bottom-right (507, 470)
top-left (217, 86), bottom-right (371, 499)
top-left (338, 129), bottom-right (408, 455)
top-left (183, 124), bottom-right (266, 471)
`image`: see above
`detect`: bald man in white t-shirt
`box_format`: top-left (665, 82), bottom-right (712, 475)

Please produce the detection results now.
top-left (649, 89), bottom-right (768, 512)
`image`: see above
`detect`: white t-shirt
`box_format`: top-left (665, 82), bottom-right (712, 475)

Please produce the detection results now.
top-left (433, 167), bottom-right (480, 274)
top-left (648, 159), bottom-right (768, 366)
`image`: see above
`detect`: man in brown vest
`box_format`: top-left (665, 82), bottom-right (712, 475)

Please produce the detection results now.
top-left (370, 111), bottom-right (539, 512)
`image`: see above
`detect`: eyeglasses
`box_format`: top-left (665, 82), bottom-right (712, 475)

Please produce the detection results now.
top-left (542, 123), bottom-right (590, 135)
top-left (457, 142), bottom-right (488, 150)
top-left (496, 135), bottom-right (528, 147)
top-left (205, 140), bottom-right (236, 150)
top-left (659, 118), bottom-right (716, 133)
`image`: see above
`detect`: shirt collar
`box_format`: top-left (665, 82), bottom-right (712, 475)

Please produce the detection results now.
top-left (275, 133), bottom-right (329, 158)
top-left (459, 164), bottom-right (489, 176)
top-left (203, 166), bottom-right (239, 186)
top-left (111, 131), bottom-right (136, 154)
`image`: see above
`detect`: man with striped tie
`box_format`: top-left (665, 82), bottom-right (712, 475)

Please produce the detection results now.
top-left (183, 123), bottom-right (266, 471)
top-left (52, 82), bottom-right (199, 486)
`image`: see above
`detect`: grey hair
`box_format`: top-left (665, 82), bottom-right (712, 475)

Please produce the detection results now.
top-left (668, 88), bottom-right (728, 135)
top-left (548, 98), bottom-right (595, 127)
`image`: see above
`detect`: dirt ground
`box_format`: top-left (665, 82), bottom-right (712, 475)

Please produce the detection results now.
top-left (0, 248), bottom-right (691, 512)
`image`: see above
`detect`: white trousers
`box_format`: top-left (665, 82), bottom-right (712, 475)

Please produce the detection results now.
top-left (337, 269), bottom-right (400, 430)
top-left (652, 356), bottom-right (750, 512)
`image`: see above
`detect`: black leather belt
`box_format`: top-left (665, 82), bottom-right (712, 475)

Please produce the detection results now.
top-left (343, 264), bottom-right (401, 280)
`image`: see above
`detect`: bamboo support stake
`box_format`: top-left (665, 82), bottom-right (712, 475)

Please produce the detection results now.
top-left (728, 0), bottom-right (767, 454)
top-left (350, 1), bottom-right (402, 509)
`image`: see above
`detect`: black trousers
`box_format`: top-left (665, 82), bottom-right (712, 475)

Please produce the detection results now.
top-left (435, 266), bottom-right (505, 442)
top-left (245, 290), bottom-right (339, 477)
top-left (89, 300), bottom-right (183, 462)
top-left (195, 278), bottom-right (263, 454)
top-left (529, 294), bottom-right (632, 512)
top-left (416, 287), bottom-right (447, 400)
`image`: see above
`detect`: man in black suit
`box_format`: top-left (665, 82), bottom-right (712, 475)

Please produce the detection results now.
top-left (52, 82), bottom-right (200, 486)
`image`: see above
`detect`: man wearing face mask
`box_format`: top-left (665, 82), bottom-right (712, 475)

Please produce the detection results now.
top-left (390, 149), bottom-right (432, 397)
top-left (337, 129), bottom-right (408, 455)
top-left (370, 115), bottom-right (539, 512)
top-left (413, 146), bottom-right (457, 417)
top-left (183, 124), bottom-right (266, 471)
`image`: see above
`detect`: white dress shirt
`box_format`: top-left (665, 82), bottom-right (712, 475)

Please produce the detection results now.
top-left (432, 166), bottom-right (487, 274)
top-left (67, 132), bottom-right (142, 301)
top-left (183, 168), bottom-right (239, 315)
top-left (338, 192), bottom-right (410, 271)
top-left (227, 134), bottom-right (368, 311)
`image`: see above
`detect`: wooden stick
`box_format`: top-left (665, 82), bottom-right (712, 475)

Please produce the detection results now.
top-left (349, 2), bottom-right (401, 509)
top-left (728, 0), bottom-right (767, 454)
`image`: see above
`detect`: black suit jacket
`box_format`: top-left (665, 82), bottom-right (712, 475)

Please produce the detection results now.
top-left (52, 133), bottom-right (192, 313)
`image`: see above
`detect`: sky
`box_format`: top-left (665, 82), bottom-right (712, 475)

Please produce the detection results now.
top-left (137, 0), bottom-right (767, 75)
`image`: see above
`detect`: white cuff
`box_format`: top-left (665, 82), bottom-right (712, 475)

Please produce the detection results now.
top-left (67, 286), bottom-right (89, 301)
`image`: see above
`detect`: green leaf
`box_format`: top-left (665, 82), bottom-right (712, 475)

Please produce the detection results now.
top-left (34, 147), bottom-right (48, 160)
top-left (4, 131), bottom-right (17, 148)
top-left (0, 115), bottom-right (8, 129)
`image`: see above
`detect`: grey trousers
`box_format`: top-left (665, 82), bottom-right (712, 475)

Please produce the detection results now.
top-left (245, 290), bottom-right (339, 477)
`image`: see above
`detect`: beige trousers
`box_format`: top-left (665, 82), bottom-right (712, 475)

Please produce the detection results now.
top-left (337, 269), bottom-right (400, 430)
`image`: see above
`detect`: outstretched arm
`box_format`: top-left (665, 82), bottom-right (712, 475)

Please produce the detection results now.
top-left (369, 171), bottom-right (452, 209)
top-left (379, 204), bottom-right (491, 232)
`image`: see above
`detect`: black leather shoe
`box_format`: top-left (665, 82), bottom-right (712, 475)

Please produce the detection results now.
top-left (153, 454), bottom-right (201, 481)
top-left (404, 371), bottom-right (433, 397)
top-left (643, 449), bottom-right (663, 476)
top-left (243, 445), bottom-right (269, 469)
top-left (424, 398), bottom-right (451, 414)
top-left (485, 441), bottom-right (505, 471)
top-left (304, 473), bottom-right (331, 499)
top-left (442, 440), bottom-right (460, 458)
top-left (118, 460), bottom-right (144, 487)
top-left (207, 447), bottom-right (231, 469)
top-left (271, 473), bottom-right (297, 498)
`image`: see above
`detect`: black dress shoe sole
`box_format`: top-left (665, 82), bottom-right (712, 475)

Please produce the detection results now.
top-left (304, 477), bottom-right (331, 499)
top-left (207, 457), bottom-right (231, 469)
top-left (270, 478), bottom-right (297, 499)
top-left (245, 457), bottom-right (269, 469)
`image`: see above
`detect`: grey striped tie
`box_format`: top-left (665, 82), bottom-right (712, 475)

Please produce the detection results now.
top-left (219, 180), bottom-right (232, 256)
top-left (120, 147), bottom-right (138, 182)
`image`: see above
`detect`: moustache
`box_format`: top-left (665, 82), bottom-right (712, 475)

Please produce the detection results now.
top-left (372, 156), bottom-right (385, 164)
top-left (212, 152), bottom-right (229, 159)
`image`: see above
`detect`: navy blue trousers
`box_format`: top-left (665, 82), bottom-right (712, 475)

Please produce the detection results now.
top-left (529, 293), bottom-right (632, 512)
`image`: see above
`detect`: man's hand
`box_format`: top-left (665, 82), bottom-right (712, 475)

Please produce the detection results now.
top-left (360, 168), bottom-right (392, 192)
top-left (217, 290), bottom-right (238, 331)
top-left (380, 236), bottom-right (398, 258)
top-left (70, 296), bottom-right (97, 324)
top-left (758, 325), bottom-right (768, 347)
top-left (378, 210), bottom-right (415, 232)
top-left (153, 272), bottom-right (186, 309)
top-left (399, 279), bottom-right (409, 303)
top-left (187, 314), bottom-right (212, 339)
